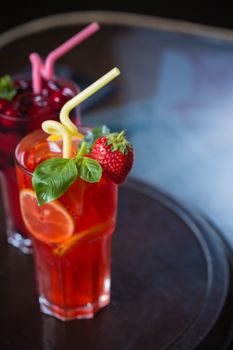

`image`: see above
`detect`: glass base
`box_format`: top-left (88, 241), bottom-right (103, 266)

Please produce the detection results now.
top-left (39, 294), bottom-right (110, 321)
top-left (8, 231), bottom-right (33, 254)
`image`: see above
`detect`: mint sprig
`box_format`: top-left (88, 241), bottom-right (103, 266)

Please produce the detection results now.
top-left (32, 142), bottom-right (102, 206)
top-left (0, 75), bottom-right (17, 101)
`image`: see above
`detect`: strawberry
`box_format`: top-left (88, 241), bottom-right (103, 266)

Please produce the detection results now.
top-left (90, 131), bottom-right (134, 184)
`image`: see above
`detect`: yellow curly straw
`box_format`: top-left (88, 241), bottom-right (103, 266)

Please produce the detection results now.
top-left (59, 67), bottom-right (120, 134)
top-left (42, 121), bottom-right (72, 158)
top-left (42, 67), bottom-right (121, 158)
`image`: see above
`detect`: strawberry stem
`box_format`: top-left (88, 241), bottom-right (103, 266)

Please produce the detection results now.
top-left (115, 130), bottom-right (125, 142)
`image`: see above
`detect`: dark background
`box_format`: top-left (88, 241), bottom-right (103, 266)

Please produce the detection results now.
top-left (0, 1), bottom-right (232, 33)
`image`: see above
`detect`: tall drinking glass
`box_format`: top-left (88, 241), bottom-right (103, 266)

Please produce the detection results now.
top-left (15, 129), bottom-right (118, 320)
top-left (0, 77), bottom-right (79, 253)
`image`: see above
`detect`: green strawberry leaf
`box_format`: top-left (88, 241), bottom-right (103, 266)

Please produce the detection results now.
top-left (32, 158), bottom-right (78, 206)
top-left (79, 125), bottom-right (110, 152)
top-left (79, 157), bottom-right (102, 183)
top-left (0, 75), bottom-right (17, 101)
top-left (119, 144), bottom-right (126, 154)
top-left (105, 130), bottom-right (132, 154)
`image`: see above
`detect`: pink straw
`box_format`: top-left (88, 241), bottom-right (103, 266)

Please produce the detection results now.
top-left (29, 53), bottom-right (43, 94)
top-left (42, 22), bottom-right (100, 80)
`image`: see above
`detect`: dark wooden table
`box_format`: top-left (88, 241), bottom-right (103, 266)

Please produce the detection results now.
top-left (1, 179), bottom-right (233, 350)
top-left (1, 11), bottom-right (233, 349)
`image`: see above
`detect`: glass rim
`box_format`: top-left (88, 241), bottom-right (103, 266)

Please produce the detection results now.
top-left (0, 75), bottom-right (79, 122)
top-left (0, 110), bottom-right (59, 122)
top-left (15, 126), bottom-right (89, 177)
top-left (15, 129), bottom-right (46, 177)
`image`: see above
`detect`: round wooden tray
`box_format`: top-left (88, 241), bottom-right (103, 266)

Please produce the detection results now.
top-left (0, 179), bottom-right (233, 350)
top-left (1, 11), bottom-right (233, 349)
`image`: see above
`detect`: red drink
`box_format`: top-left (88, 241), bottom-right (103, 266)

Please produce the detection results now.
top-left (15, 129), bottom-right (118, 320)
top-left (0, 77), bottom-right (79, 253)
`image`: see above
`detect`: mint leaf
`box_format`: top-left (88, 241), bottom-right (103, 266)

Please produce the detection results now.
top-left (79, 130), bottom-right (94, 152)
top-left (92, 125), bottom-right (110, 140)
top-left (0, 75), bottom-right (17, 100)
top-left (32, 158), bottom-right (78, 206)
top-left (79, 157), bottom-right (102, 183)
top-left (79, 125), bottom-right (110, 152)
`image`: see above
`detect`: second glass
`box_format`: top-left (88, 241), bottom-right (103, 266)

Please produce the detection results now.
top-left (0, 77), bottom-right (79, 253)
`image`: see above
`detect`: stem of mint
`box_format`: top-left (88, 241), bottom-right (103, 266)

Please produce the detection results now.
top-left (77, 142), bottom-right (88, 157)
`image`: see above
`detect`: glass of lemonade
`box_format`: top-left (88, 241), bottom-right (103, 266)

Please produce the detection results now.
top-left (0, 76), bottom-right (79, 253)
top-left (15, 128), bottom-right (118, 320)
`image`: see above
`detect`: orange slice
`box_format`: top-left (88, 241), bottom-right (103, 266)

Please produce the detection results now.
top-left (54, 218), bottom-right (115, 255)
top-left (20, 189), bottom-right (74, 244)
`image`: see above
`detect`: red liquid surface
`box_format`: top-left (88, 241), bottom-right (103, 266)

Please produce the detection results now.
top-left (0, 78), bottom-right (79, 244)
top-left (16, 135), bottom-right (118, 319)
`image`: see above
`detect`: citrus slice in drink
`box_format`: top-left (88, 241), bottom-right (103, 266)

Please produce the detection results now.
top-left (20, 189), bottom-right (74, 244)
top-left (54, 218), bottom-right (115, 255)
